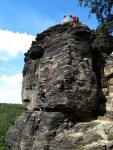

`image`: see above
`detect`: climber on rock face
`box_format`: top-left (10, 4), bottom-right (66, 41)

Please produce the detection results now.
top-left (39, 89), bottom-right (47, 110)
top-left (69, 14), bottom-right (79, 26)
top-left (61, 15), bottom-right (69, 24)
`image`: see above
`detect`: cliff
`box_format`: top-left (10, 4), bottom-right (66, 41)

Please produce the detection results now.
top-left (5, 22), bottom-right (113, 150)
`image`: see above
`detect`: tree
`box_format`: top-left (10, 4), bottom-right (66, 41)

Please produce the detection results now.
top-left (0, 103), bottom-right (25, 150)
top-left (78, 0), bottom-right (113, 34)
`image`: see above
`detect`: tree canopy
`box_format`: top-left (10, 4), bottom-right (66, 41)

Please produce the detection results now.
top-left (78, 0), bottom-right (113, 34)
top-left (0, 103), bottom-right (25, 150)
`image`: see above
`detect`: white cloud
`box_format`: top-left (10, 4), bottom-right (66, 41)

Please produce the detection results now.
top-left (1, 74), bottom-right (22, 84)
top-left (0, 74), bottom-right (23, 104)
top-left (0, 29), bottom-right (35, 60)
top-left (0, 29), bottom-right (35, 103)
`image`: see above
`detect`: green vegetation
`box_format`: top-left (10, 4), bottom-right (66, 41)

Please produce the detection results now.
top-left (31, 59), bottom-right (37, 64)
top-left (0, 103), bottom-right (25, 150)
top-left (78, 0), bottom-right (113, 39)
top-left (78, 0), bottom-right (113, 31)
top-left (108, 127), bottom-right (113, 141)
top-left (42, 35), bottom-right (55, 48)
top-left (77, 145), bottom-right (83, 150)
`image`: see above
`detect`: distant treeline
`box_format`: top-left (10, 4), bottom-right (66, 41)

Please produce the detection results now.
top-left (0, 103), bottom-right (25, 150)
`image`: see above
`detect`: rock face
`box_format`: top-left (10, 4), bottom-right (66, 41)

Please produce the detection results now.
top-left (104, 54), bottom-right (113, 117)
top-left (5, 22), bottom-right (113, 150)
top-left (22, 23), bottom-right (98, 113)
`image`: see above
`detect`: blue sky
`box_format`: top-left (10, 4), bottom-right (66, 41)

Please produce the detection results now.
top-left (0, 0), bottom-right (98, 104)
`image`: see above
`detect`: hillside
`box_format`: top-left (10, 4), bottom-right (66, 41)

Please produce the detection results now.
top-left (0, 103), bottom-right (25, 150)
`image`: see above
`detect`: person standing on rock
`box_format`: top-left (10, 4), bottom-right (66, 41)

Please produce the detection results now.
top-left (69, 14), bottom-right (79, 26)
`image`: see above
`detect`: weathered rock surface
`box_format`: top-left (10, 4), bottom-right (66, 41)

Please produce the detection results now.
top-left (22, 22), bottom-right (98, 113)
top-left (5, 22), bottom-right (113, 149)
top-left (104, 54), bottom-right (113, 117)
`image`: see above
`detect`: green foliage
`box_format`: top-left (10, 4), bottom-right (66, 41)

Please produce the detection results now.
top-left (77, 145), bottom-right (83, 150)
top-left (78, 0), bottom-right (113, 34)
top-left (42, 35), bottom-right (55, 48)
top-left (97, 23), bottom-right (113, 45)
top-left (108, 127), bottom-right (113, 141)
top-left (31, 59), bottom-right (37, 64)
top-left (108, 134), bottom-right (113, 141)
top-left (0, 103), bottom-right (25, 150)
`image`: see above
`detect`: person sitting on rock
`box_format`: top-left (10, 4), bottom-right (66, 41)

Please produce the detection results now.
top-left (69, 14), bottom-right (79, 26)
top-left (61, 15), bottom-right (69, 24)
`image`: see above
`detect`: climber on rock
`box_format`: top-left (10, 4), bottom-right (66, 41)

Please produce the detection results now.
top-left (39, 89), bottom-right (47, 111)
top-left (69, 14), bottom-right (79, 26)
top-left (61, 15), bottom-right (69, 24)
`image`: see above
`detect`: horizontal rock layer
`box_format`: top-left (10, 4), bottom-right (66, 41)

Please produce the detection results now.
top-left (5, 111), bottom-right (113, 150)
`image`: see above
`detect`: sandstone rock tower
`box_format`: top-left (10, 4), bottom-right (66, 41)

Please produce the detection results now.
top-left (5, 22), bottom-right (113, 150)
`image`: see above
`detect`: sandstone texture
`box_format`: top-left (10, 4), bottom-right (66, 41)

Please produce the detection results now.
top-left (5, 22), bottom-right (113, 150)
